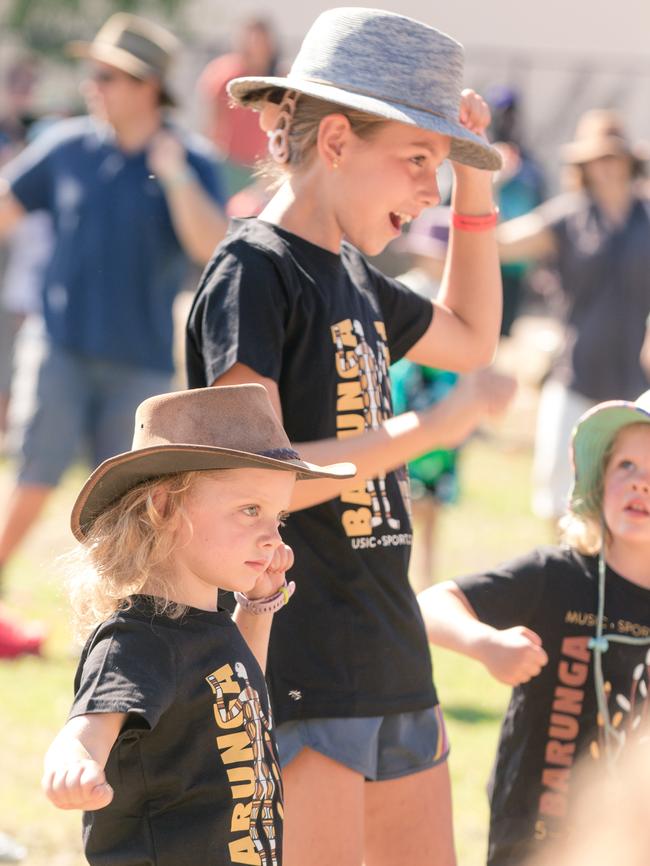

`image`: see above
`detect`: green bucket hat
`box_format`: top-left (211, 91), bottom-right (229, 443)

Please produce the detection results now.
top-left (570, 390), bottom-right (650, 516)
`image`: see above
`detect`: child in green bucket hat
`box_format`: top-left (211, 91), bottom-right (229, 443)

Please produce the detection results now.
top-left (419, 389), bottom-right (650, 865)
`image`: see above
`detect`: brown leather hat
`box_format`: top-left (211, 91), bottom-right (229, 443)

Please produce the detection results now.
top-left (561, 109), bottom-right (649, 166)
top-left (71, 384), bottom-right (356, 542)
top-left (67, 13), bottom-right (179, 106)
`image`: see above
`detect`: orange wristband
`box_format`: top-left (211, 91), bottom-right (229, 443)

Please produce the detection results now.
top-left (452, 208), bottom-right (499, 232)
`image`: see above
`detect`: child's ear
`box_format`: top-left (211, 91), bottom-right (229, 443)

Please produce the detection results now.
top-left (317, 113), bottom-right (351, 168)
top-left (259, 100), bottom-right (283, 133)
top-left (150, 483), bottom-right (171, 518)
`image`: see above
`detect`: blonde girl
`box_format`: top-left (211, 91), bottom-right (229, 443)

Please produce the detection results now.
top-left (42, 385), bottom-right (353, 866)
top-left (186, 8), bottom-right (512, 865)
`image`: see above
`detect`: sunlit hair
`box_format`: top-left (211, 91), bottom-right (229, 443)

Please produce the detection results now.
top-left (254, 89), bottom-right (388, 184)
top-left (558, 508), bottom-right (603, 556)
top-left (66, 471), bottom-right (199, 641)
top-left (558, 431), bottom-right (624, 555)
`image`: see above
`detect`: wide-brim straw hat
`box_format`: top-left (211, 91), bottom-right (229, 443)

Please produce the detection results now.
top-left (561, 109), bottom-right (649, 166)
top-left (569, 389), bottom-right (650, 517)
top-left (71, 384), bottom-right (355, 542)
top-left (66, 13), bottom-right (179, 106)
top-left (228, 7), bottom-right (502, 172)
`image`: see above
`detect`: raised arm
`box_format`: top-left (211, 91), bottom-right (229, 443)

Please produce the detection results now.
top-left (42, 712), bottom-right (126, 811)
top-left (148, 131), bottom-right (227, 265)
top-left (233, 543), bottom-right (294, 671)
top-left (496, 210), bottom-right (557, 264)
top-left (213, 362), bottom-right (516, 512)
top-left (406, 91), bottom-right (501, 372)
top-left (640, 316), bottom-right (650, 382)
top-left (418, 581), bottom-right (548, 686)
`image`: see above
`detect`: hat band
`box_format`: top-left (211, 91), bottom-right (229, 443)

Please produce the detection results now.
top-left (294, 75), bottom-right (455, 125)
top-left (259, 447), bottom-right (301, 460)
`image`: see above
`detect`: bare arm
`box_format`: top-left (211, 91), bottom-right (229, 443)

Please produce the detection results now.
top-left (212, 362), bottom-right (516, 512)
top-left (232, 544), bottom-right (294, 670)
top-left (407, 90), bottom-right (503, 372)
top-left (640, 316), bottom-right (650, 382)
top-left (0, 180), bottom-right (26, 236)
top-left (418, 581), bottom-right (548, 686)
top-left (496, 210), bottom-right (557, 264)
top-left (42, 712), bottom-right (126, 810)
top-left (148, 131), bottom-right (227, 265)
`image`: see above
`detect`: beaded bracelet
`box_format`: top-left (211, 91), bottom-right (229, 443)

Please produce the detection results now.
top-left (452, 208), bottom-right (499, 232)
top-left (234, 580), bottom-right (296, 615)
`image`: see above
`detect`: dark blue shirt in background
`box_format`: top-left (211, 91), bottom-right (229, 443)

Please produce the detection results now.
top-left (6, 116), bottom-right (225, 373)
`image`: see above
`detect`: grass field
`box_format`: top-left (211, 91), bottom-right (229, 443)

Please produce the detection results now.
top-left (0, 407), bottom-right (551, 865)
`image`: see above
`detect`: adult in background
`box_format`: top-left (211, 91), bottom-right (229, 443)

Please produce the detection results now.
top-left (198, 17), bottom-right (281, 197)
top-left (498, 109), bottom-right (650, 522)
top-left (0, 13), bottom-right (227, 644)
top-left (0, 58), bottom-right (45, 448)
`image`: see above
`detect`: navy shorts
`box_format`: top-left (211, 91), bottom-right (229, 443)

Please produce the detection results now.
top-left (8, 319), bottom-right (172, 485)
top-left (275, 705), bottom-right (449, 782)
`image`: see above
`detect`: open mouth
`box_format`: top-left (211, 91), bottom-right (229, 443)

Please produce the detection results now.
top-left (624, 501), bottom-right (650, 516)
top-left (389, 211), bottom-right (413, 231)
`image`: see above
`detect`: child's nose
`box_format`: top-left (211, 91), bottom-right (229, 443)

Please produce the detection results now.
top-left (419, 172), bottom-right (440, 208)
top-left (260, 523), bottom-right (283, 547)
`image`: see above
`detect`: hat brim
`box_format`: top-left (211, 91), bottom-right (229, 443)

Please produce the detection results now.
top-left (227, 75), bottom-right (502, 172)
top-left (561, 138), bottom-right (649, 166)
top-left (66, 41), bottom-right (176, 106)
top-left (71, 444), bottom-right (356, 542)
top-left (570, 401), bottom-right (650, 516)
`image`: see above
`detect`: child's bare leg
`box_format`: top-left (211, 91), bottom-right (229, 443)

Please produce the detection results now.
top-left (283, 747), bottom-right (365, 866)
top-left (364, 762), bottom-right (456, 866)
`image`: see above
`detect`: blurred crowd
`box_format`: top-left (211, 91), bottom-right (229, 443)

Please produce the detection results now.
top-left (0, 12), bottom-right (649, 653)
top-left (0, 9), bottom-right (649, 866)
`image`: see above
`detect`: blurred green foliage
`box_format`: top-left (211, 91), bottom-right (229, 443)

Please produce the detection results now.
top-left (3, 0), bottom-right (183, 56)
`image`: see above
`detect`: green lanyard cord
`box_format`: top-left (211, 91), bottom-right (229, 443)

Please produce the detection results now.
top-left (589, 529), bottom-right (650, 771)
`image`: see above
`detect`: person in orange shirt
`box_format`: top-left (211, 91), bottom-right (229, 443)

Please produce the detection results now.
top-left (199, 17), bottom-right (281, 197)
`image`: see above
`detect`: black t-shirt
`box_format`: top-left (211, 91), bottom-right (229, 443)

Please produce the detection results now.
top-left (69, 598), bottom-right (283, 866)
top-left (456, 546), bottom-right (650, 866)
top-left (186, 218), bottom-right (436, 723)
top-left (539, 193), bottom-right (650, 402)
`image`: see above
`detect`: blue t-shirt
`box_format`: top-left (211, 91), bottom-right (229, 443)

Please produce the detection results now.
top-left (6, 116), bottom-right (225, 372)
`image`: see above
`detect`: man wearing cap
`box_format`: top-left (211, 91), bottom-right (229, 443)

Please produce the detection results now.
top-left (497, 109), bottom-right (650, 523)
top-left (0, 13), bottom-right (227, 631)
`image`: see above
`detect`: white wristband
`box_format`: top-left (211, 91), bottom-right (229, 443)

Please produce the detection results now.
top-left (234, 580), bottom-right (296, 615)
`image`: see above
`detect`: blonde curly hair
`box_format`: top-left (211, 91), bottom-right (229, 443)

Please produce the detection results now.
top-left (66, 471), bottom-right (199, 641)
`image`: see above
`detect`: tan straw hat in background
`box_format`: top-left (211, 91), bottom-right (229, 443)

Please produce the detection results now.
top-left (67, 13), bottom-right (180, 106)
top-left (561, 109), bottom-right (649, 166)
top-left (71, 384), bottom-right (356, 542)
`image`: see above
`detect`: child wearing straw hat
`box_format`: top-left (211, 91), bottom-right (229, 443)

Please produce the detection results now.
top-left (186, 7), bottom-right (514, 865)
top-left (419, 389), bottom-right (650, 865)
top-left (41, 384), bottom-right (354, 866)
